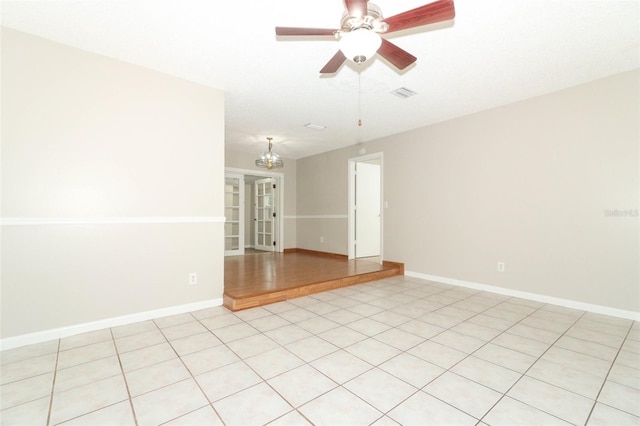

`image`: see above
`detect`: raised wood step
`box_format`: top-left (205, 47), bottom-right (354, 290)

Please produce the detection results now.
top-left (223, 251), bottom-right (403, 311)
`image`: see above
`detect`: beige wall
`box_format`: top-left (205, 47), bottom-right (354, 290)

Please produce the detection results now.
top-left (225, 149), bottom-right (297, 249)
top-left (295, 149), bottom-right (351, 254)
top-left (2, 26), bottom-right (636, 343)
top-left (296, 70), bottom-right (639, 312)
top-left (1, 28), bottom-right (225, 338)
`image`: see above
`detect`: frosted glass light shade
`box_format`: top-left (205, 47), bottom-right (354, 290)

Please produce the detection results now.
top-left (255, 151), bottom-right (283, 169)
top-left (339, 28), bottom-right (381, 64)
top-left (255, 138), bottom-right (283, 169)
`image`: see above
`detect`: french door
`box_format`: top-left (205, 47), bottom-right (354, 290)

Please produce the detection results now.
top-left (224, 168), bottom-right (283, 256)
top-left (254, 178), bottom-right (276, 251)
top-left (224, 173), bottom-right (244, 256)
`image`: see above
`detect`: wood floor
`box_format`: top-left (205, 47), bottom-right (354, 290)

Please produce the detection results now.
top-left (223, 250), bottom-right (404, 311)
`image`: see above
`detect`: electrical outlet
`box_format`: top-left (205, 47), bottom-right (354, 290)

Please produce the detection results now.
top-left (497, 262), bottom-right (505, 272)
top-left (189, 272), bottom-right (198, 285)
top-left (320, 236), bottom-right (324, 243)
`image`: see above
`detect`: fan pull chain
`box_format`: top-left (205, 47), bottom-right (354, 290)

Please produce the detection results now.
top-left (358, 72), bottom-right (362, 127)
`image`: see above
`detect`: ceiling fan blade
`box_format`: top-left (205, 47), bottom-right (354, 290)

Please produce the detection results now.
top-left (377, 38), bottom-right (417, 70)
top-left (276, 27), bottom-right (337, 36)
top-left (320, 50), bottom-right (347, 74)
top-left (345, 0), bottom-right (368, 18)
top-left (384, 0), bottom-right (455, 33)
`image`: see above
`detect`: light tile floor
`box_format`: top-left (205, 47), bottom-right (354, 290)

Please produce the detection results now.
top-left (1, 276), bottom-right (639, 425)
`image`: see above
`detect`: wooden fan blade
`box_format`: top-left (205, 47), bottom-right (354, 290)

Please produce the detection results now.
top-left (320, 50), bottom-right (347, 74)
top-left (384, 0), bottom-right (455, 33)
top-left (378, 38), bottom-right (417, 70)
top-left (345, 0), bottom-right (367, 18)
top-left (276, 27), bottom-right (337, 36)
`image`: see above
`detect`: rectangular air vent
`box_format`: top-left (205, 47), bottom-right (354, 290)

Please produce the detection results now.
top-left (391, 87), bottom-right (417, 99)
top-left (304, 123), bottom-right (326, 130)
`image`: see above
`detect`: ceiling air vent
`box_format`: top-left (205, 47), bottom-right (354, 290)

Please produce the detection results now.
top-left (391, 87), bottom-right (417, 99)
top-left (304, 123), bottom-right (326, 130)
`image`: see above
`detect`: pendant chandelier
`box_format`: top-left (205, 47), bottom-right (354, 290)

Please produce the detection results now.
top-left (255, 137), bottom-right (283, 169)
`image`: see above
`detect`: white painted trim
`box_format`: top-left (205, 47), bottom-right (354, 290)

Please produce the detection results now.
top-left (406, 271), bottom-right (640, 321)
top-left (225, 167), bottom-right (283, 179)
top-left (0, 298), bottom-right (223, 351)
top-left (348, 153), bottom-right (384, 262)
top-left (293, 215), bottom-right (348, 219)
top-left (0, 217), bottom-right (225, 226)
top-left (348, 159), bottom-right (355, 260)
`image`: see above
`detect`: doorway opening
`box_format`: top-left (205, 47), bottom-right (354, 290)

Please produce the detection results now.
top-left (348, 153), bottom-right (383, 262)
top-left (224, 168), bottom-right (284, 256)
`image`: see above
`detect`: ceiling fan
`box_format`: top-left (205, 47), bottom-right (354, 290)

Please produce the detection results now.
top-left (275, 0), bottom-right (455, 74)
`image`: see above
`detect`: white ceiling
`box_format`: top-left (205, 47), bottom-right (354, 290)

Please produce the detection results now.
top-left (2, 0), bottom-right (638, 159)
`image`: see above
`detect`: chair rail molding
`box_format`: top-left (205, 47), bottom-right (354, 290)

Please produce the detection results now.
top-left (0, 217), bottom-right (226, 226)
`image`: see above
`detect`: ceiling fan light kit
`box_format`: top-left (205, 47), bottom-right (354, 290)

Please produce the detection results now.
top-left (255, 137), bottom-right (284, 169)
top-left (339, 28), bottom-right (382, 64)
top-left (275, 0), bottom-right (455, 74)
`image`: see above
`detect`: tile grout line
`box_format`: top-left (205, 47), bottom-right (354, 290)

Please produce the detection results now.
top-left (227, 300), bottom-right (388, 423)
top-left (170, 300), bottom-right (638, 425)
top-left (583, 322), bottom-right (635, 424)
top-left (214, 306), bottom-right (349, 425)
top-left (477, 308), bottom-right (588, 425)
top-left (222, 310), bottom-right (325, 424)
top-left (240, 304), bottom-right (396, 425)
top-left (268, 282), bottom-right (486, 422)
top-left (0, 283), bottom-right (478, 424)
top-left (12, 278), bottom-right (634, 426)
top-left (45, 339), bottom-right (61, 426)
top-left (159, 294), bottom-right (630, 424)
top-left (163, 312), bottom-right (238, 424)
top-left (328, 284), bottom-right (587, 424)
top-left (365, 283), bottom-right (512, 421)
top-left (413, 289), bottom-right (540, 420)
top-left (110, 328), bottom-right (139, 426)
top-left (376, 288), bottom-right (528, 423)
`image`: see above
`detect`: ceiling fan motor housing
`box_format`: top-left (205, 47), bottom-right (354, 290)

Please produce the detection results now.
top-left (340, 2), bottom-right (388, 33)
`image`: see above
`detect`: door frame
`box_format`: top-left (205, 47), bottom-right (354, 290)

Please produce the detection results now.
top-left (225, 167), bottom-right (285, 253)
top-left (348, 152), bottom-right (384, 261)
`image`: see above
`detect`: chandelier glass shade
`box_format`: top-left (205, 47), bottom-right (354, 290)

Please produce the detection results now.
top-left (339, 28), bottom-right (382, 64)
top-left (255, 137), bottom-right (283, 169)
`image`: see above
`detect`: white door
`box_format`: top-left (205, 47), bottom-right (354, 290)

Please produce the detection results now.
top-left (224, 173), bottom-right (244, 256)
top-left (254, 178), bottom-right (276, 251)
top-left (355, 161), bottom-right (381, 258)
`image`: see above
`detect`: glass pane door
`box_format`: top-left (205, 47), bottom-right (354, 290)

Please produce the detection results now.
top-left (224, 174), bottom-right (244, 256)
top-left (254, 178), bottom-right (274, 251)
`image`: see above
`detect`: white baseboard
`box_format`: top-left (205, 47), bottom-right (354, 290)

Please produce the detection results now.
top-left (405, 271), bottom-right (640, 322)
top-left (0, 298), bottom-right (224, 351)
